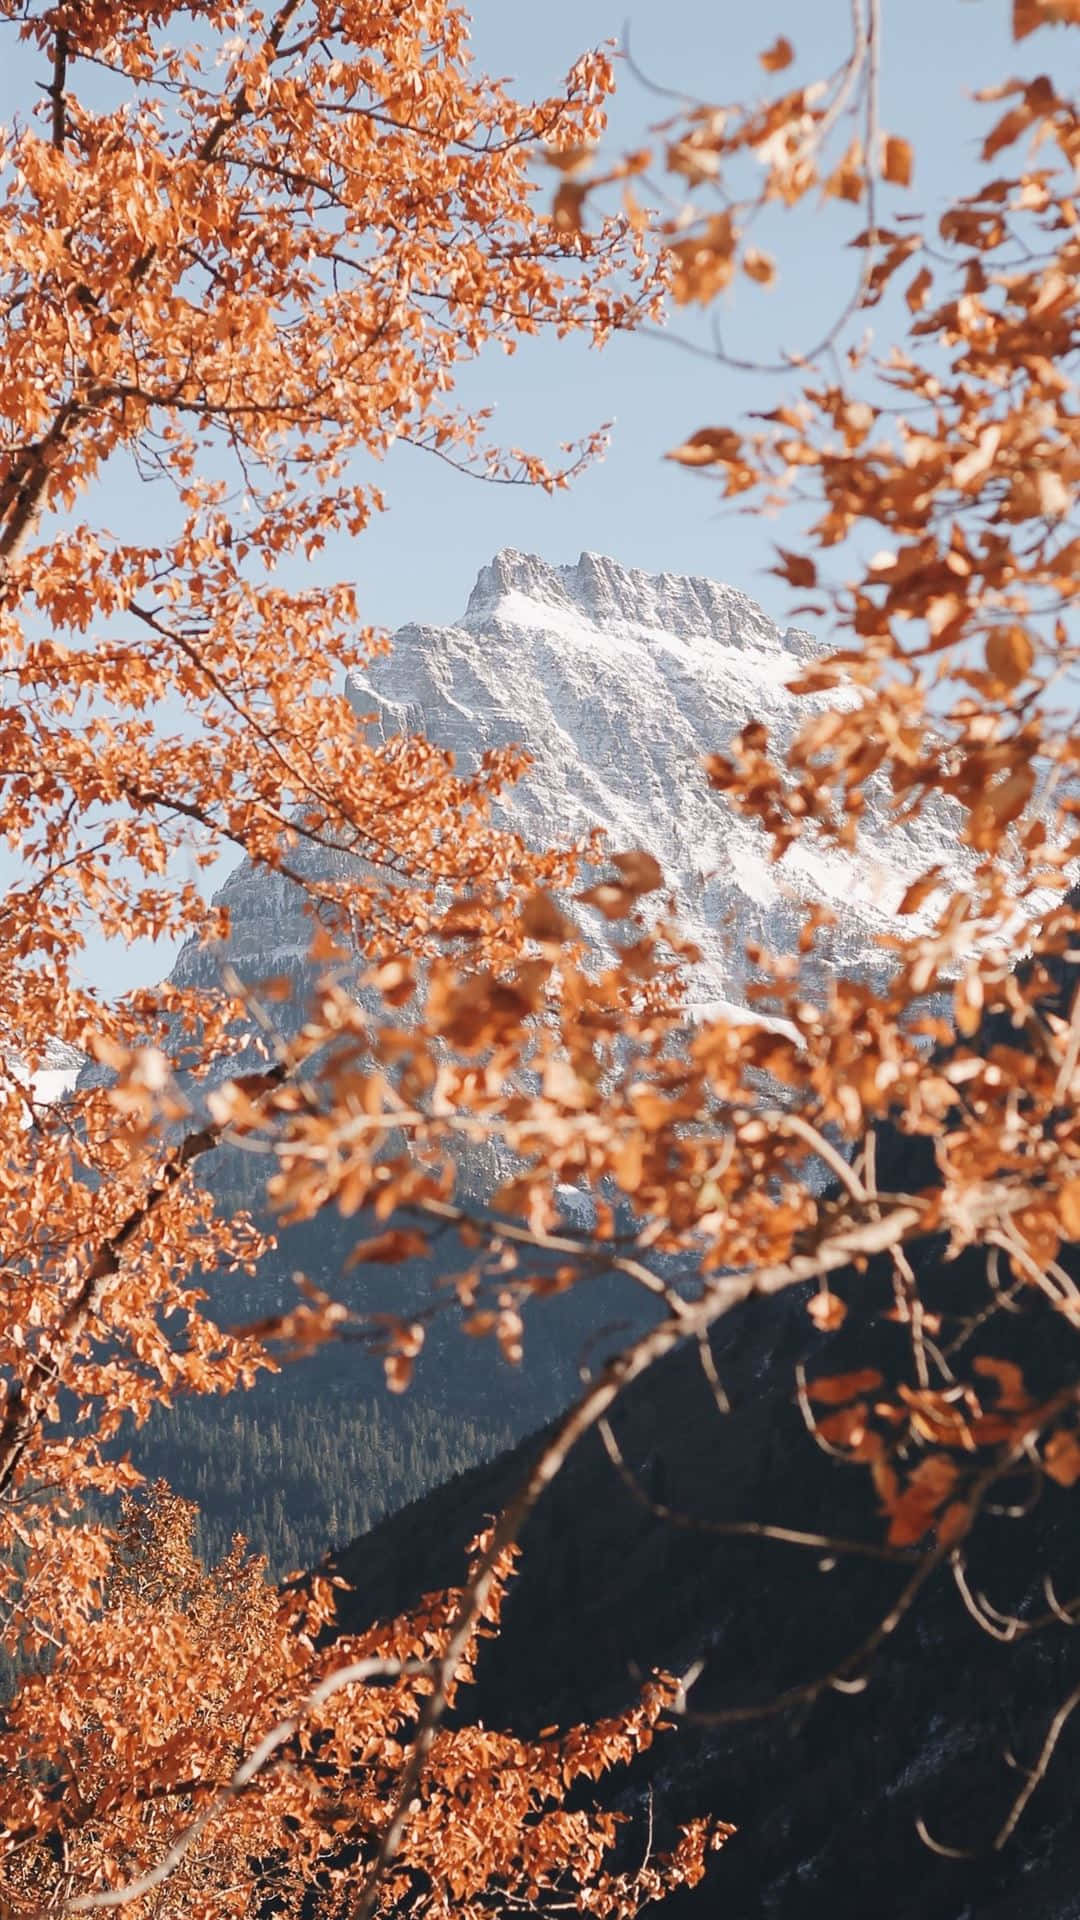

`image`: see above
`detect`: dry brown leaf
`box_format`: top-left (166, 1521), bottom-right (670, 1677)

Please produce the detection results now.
top-left (985, 626), bottom-right (1034, 688)
top-left (759, 34), bottom-right (795, 70)
top-left (882, 135), bottom-right (913, 187)
top-left (954, 966), bottom-right (984, 1038)
top-left (807, 1290), bottom-right (847, 1331)
top-left (985, 766), bottom-right (1035, 825)
top-left (611, 848), bottom-right (664, 895)
top-left (952, 423), bottom-right (1001, 487)
top-left (577, 881), bottom-right (634, 920)
top-left (897, 868), bottom-right (944, 916)
top-left (906, 265), bottom-right (933, 311)
top-left (665, 426), bottom-right (743, 468)
top-left (542, 143), bottom-right (595, 174)
top-left (1014, 0), bottom-right (1080, 37)
top-left (552, 181), bottom-right (588, 233)
top-left (973, 1355), bottom-right (1031, 1410)
top-left (742, 247), bottom-right (777, 286)
top-left (885, 1457), bottom-right (959, 1547)
top-left (522, 890), bottom-right (573, 943)
top-left (807, 1369), bottom-right (884, 1405)
top-left (771, 549), bottom-right (817, 588)
top-left (1045, 1428), bottom-right (1080, 1486)
top-left (347, 1229), bottom-right (429, 1266)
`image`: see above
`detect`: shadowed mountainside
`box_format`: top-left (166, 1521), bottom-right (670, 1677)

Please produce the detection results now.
top-left (327, 1256), bottom-right (1080, 1919)
top-left (325, 929), bottom-right (1080, 1919)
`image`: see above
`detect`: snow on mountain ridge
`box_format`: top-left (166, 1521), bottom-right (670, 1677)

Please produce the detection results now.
top-left (340, 548), bottom-right (966, 1008)
top-left (165, 548), bottom-right (977, 1023)
top-left (461, 547), bottom-right (789, 653)
top-left (4, 1039), bottom-right (82, 1117)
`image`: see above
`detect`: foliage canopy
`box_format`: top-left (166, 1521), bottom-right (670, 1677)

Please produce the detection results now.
top-left (3, 0), bottom-right (1080, 1909)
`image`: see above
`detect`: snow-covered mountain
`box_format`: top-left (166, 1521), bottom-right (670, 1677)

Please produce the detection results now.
top-left (172, 547), bottom-right (965, 1017)
top-left (145, 553), bottom-right (978, 1556)
top-left (4, 1039), bottom-right (83, 1117)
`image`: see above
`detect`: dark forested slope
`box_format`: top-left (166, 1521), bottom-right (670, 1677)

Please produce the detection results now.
top-left (327, 902), bottom-right (1080, 1920)
top-left (328, 1254), bottom-right (1080, 1920)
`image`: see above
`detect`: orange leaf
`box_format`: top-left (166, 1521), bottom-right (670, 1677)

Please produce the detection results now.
top-left (552, 181), bottom-right (587, 233)
top-left (973, 1355), bottom-right (1031, 1410)
top-left (897, 868), bottom-right (943, 916)
top-left (807, 1368), bottom-right (884, 1405)
top-left (882, 135), bottom-right (913, 187)
top-left (937, 1500), bottom-right (972, 1546)
top-left (371, 957), bottom-right (415, 1006)
top-left (309, 923), bottom-right (347, 962)
top-left (1058, 1177), bottom-right (1080, 1238)
top-left (906, 266), bottom-right (933, 312)
top-left (665, 426), bottom-right (743, 469)
top-left (985, 765), bottom-right (1035, 826)
top-left (807, 1290), bottom-right (847, 1331)
top-left (577, 882), bottom-right (634, 920)
top-left (953, 965), bottom-right (984, 1038)
top-left (1014, 0), bottom-right (1080, 37)
top-left (885, 1456), bottom-right (959, 1546)
top-left (742, 247), bottom-right (777, 286)
top-left (542, 143), bottom-right (595, 175)
top-left (611, 848), bottom-right (664, 896)
top-left (1045, 1428), bottom-right (1080, 1486)
top-left (759, 34), bottom-right (795, 70)
top-left (771, 549), bottom-right (817, 589)
top-left (985, 626), bottom-right (1034, 688)
top-left (347, 1229), bottom-right (429, 1266)
top-left (522, 890), bottom-right (573, 943)
top-left (816, 1402), bottom-right (869, 1448)
top-left (385, 1353), bottom-right (414, 1393)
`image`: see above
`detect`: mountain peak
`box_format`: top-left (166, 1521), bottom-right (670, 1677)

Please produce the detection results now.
top-left (336, 546), bottom-right (978, 1012)
top-left (462, 548), bottom-right (782, 650)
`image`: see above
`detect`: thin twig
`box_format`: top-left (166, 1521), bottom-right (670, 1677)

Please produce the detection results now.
top-left (682, 1391), bottom-right (1080, 1729)
top-left (917, 1680), bottom-right (1080, 1860)
top-left (696, 1327), bottom-right (731, 1415)
top-left (595, 1410), bottom-right (909, 1562)
top-left (410, 1195), bottom-right (692, 1319)
top-left (346, 1199), bottom-right (925, 1918)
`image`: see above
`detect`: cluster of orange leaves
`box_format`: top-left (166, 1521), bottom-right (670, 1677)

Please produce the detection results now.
top-left (0, 1483), bottom-right (725, 1917)
top-left (0, 0), bottom-right (706, 1912)
top-left (5, 0), bottom-right (1080, 1907)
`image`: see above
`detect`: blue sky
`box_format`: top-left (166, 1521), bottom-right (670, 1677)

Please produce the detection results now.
top-left (358, 0), bottom-right (1020, 634)
top-left (0, 1), bottom-right (1032, 992)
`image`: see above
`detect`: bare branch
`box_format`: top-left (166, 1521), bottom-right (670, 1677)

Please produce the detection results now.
top-left (917, 1680), bottom-right (1080, 1862)
top-left (347, 1198), bottom-right (925, 1918)
top-left (595, 1408), bottom-right (910, 1562)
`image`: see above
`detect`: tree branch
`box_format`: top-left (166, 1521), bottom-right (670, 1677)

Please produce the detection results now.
top-left (347, 1197), bottom-right (924, 1920)
top-left (0, 1064), bottom-right (286, 1502)
top-left (61, 1655), bottom-right (425, 1913)
top-left (48, 25), bottom-right (69, 152)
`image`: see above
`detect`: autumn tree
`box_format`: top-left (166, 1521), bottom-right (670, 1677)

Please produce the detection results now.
top-left (0, 1481), bottom-right (722, 1916)
top-left (235, 0), bottom-right (1080, 1887)
top-left (0, 0), bottom-right (703, 1910)
top-left (7, 0), bottom-right (1080, 1909)
top-left (468, 0), bottom-right (1080, 1865)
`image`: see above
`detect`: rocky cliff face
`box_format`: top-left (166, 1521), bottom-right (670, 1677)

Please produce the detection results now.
top-left (172, 547), bottom-right (968, 1025)
top-left (347, 547), bottom-right (969, 1008)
